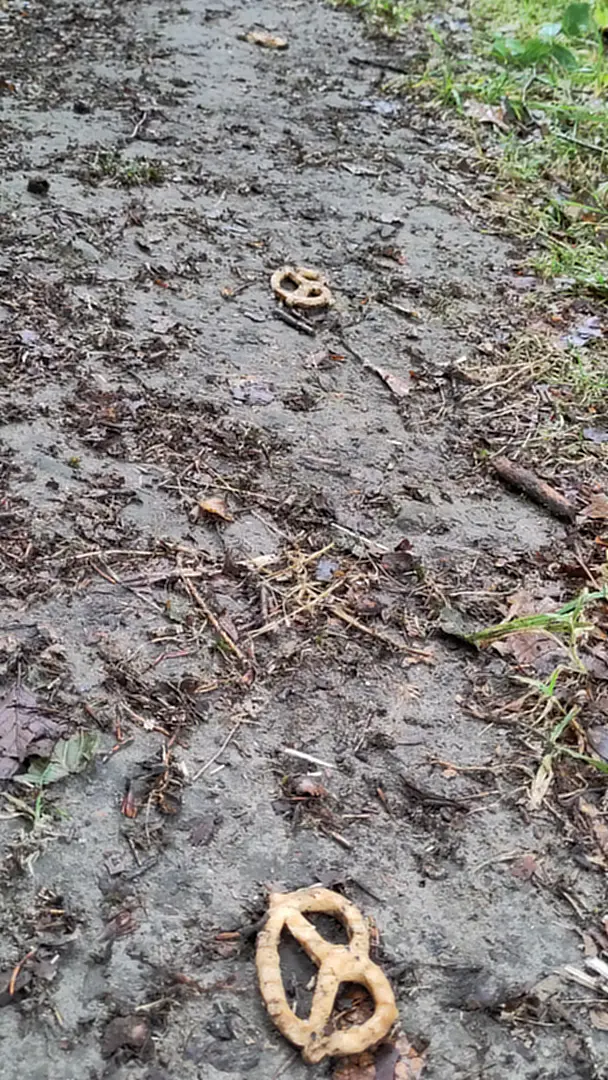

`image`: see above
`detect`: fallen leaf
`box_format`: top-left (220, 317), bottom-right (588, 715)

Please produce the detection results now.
top-left (189, 814), bottom-right (216, 846)
top-left (561, 315), bottom-right (603, 348)
top-left (583, 428), bottom-right (608, 444)
top-left (579, 493), bottom-right (608, 521)
top-left (464, 99), bottom-right (509, 131)
top-left (231, 380), bottom-right (275, 405)
top-left (198, 496), bottom-right (233, 522)
top-left (333, 1036), bottom-right (426, 1080)
top-left (578, 798), bottom-right (608, 859)
top-left (591, 1008), bottom-right (608, 1031)
top-left (101, 1015), bottom-right (150, 1058)
top-left (244, 29), bottom-right (288, 49)
top-left (588, 726), bottom-right (608, 761)
top-left (22, 731), bottom-right (99, 786)
top-left (290, 775), bottom-right (328, 798)
top-left (333, 1052), bottom-right (375, 1080)
top-left (393, 1035), bottom-right (426, 1080)
top-left (510, 853), bottom-right (539, 880)
top-left (102, 910), bottom-right (137, 941)
top-left (529, 754), bottom-right (554, 810)
top-left (381, 539), bottom-right (416, 576)
top-left (367, 364), bottom-right (410, 399)
top-left (0, 682), bottom-right (62, 779)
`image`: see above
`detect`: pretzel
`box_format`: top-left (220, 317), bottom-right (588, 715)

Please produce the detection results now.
top-left (270, 266), bottom-right (333, 309)
top-left (256, 887), bottom-right (398, 1063)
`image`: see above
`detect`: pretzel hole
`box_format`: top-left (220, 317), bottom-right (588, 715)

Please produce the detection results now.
top-left (335, 983), bottom-right (375, 1029)
top-left (280, 274), bottom-right (299, 293)
top-left (279, 915), bottom-right (350, 1015)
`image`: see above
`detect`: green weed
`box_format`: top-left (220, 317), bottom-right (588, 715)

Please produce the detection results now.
top-left (86, 150), bottom-right (166, 188)
top-left (332, 0), bottom-right (416, 33)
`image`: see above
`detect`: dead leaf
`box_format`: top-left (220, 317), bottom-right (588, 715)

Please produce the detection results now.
top-left (561, 315), bottom-right (603, 348)
top-left (367, 364), bottom-right (410, 399)
top-left (189, 814), bottom-right (216, 846)
top-left (0, 682), bottom-right (61, 779)
top-left (529, 754), bottom-right (554, 810)
top-left (101, 1015), bottom-right (150, 1058)
top-left (231, 379), bottom-right (275, 405)
top-left (510, 853), bottom-right (539, 880)
top-left (591, 1008), bottom-right (608, 1031)
top-left (381, 539), bottom-right (416, 576)
top-left (290, 775), bottom-right (328, 798)
top-left (333, 1036), bottom-right (426, 1080)
top-left (244, 29), bottom-right (288, 49)
top-left (588, 725), bottom-right (608, 761)
top-left (579, 493), bottom-right (608, 521)
top-left (333, 1053), bottom-right (375, 1080)
top-left (583, 428), bottom-right (608, 444)
top-left (579, 798), bottom-right (608, 859)
top-left (197, 496), bottom-right (233, 523)
top-left (464, 99), bottom-right (509, 131)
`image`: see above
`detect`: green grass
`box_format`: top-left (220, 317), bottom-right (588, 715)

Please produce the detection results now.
top-left (333, 0), bottom-right (417, 33)
top-left (339, 0), bottom-right (608, 293)
top-left (86, 150), bottom-right (166, 188)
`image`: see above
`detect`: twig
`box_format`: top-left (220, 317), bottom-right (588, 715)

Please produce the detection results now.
top-left (349, 54), bottom-right (428, 76)
top-left (273, 308), bottom-right (316, 336)
top-left (328, 602), bottom-right (433, 658)
top-left (192, 723), bottom-right (241, 783)
top-left (556, 132), bottom-right (607, 155)
top-left (271, 1050), bottom-right (300, 1080)
top-left (179, 570), bottom-right (252, 670)
top-left (8, 949), bottom-right (36, 995)
top-left (491, 455), bottom-right (576, 521)
top-left (280, 747), bottom-right (337, 770)
top-left (129, 109), bottom-right (150, 140)
top-left (91, 563), bottom-right (165, 615)
top-left (320, 826), bottom-right (353, 850)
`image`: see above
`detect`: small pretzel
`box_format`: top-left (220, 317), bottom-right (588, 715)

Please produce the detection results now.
top-left (270, 265), bottom-right (333, 309)
top-left (256, 887), bottom-right (398, 1063)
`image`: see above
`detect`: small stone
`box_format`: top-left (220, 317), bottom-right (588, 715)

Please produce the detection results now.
top-left (73, 99), bottom-right (91, 115)
top-left (27, 176), bottom-right (49, 196)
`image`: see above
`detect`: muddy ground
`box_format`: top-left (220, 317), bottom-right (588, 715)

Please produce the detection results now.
top-left (0, 0), bottom-right (607, 1077)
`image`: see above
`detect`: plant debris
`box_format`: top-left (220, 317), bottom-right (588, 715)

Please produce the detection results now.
top-left (0, 683), bottom-right (62, 779)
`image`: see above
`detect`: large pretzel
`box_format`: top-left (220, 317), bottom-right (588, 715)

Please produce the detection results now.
top-left (270, 266), bottom-right (333, 309)
top-left (256, 887), bottom-right (398, 1063)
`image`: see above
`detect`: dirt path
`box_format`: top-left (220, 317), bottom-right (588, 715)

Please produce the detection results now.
top-left (0, 1), bottom-right (606, 1078)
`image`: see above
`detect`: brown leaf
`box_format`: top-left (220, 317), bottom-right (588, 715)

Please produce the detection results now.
top-left (464, 99), bottom-right (509, 131)
top-left (101, 1015), bottom-right (150, 1058)
top-left (244, 29), bottom-right (288, 49)
top-left (198, 496), bottom-right (233, 522)
top-left (591, 1009), bottom-right (608, 1031)
top-left (579, 493), bottom-right (608, 521)
top-left (0, 682), bottom-right (61, 779)
top-left (333, 1053), bottom-right (375, 1080)
top-left (510, 853), bottom-right (539, 881)
top-left (368, 364), bottom-right (410, 399)
top-left (190, 814), bottom-right (216, 846)
top-left (290, 775), bottom-right (328, 798)
top-left (529, 755), bottom-right (554, 810)
top-left (333, 1037), bottom-right (426, 1080)
top-left (587, 725), bottom-right (608, 761)
top-left (393, 1035), bottom-right (426, 1080)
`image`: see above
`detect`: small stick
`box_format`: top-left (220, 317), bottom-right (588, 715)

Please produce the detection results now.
top-left (179, 572), bottom-right (252, 670)
top-left (321, 827), bottom-right (353, 850)
top-left (491, 455), bottom-right (576, 521)
top-left (271, 1050), bottom-right (300, 1080)
top-left (192, 722), bottom-right (241, 782)
top-left (9, 949), bottom-right (36, 995)
top-left (273, 308), bottom-right (316, 336)
top-left (328, 602), bottom-right (433, 658)
top-left (280, 747), bottom-right (336, 769)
